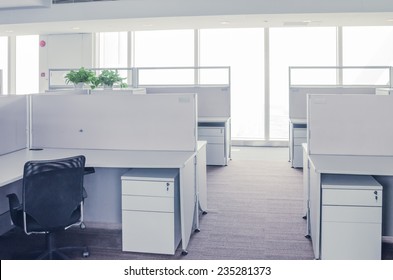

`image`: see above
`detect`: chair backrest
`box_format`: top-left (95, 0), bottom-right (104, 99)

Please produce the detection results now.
top-left (22, 155), bottom-right (86, 232)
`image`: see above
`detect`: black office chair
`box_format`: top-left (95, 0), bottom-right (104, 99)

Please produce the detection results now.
top-left (6, 155), bottom-right (90, 259)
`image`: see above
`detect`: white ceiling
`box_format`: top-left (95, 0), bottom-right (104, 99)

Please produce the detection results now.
top-left (1, 12), bottom-right (393, 36)
top-left (1, 1), bottom-right (393, 35)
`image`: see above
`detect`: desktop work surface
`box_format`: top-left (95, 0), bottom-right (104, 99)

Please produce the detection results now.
top-left (0, 146), bottom-right (206, 255)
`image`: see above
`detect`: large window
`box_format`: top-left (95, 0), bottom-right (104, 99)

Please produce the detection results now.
top-left (134, 30), bottom-right (194, 67)
top-left (199, 28), bottom-right (265, 140)
top-left (0, 36), bottom-right (8, 94)
top-left (16, 35), bottom-right (39, 95)
top-left (269, 27), bottom-right (337, 140)
top-left (343, 26), bottom-right (393, 85)
top-left (97, 32), bottom-right (128, 68)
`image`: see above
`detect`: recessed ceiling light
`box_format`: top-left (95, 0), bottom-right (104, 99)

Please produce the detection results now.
top-left (72, 27), bottom-right (80, 30)
top-left (387, 19), bottom-right (393, 22)
top-left (220, 21), bottom-right (230, 25)
top-left (5, 30), bottom-right (13, 33)
top-left (143, 24), bottom-right (153, 27)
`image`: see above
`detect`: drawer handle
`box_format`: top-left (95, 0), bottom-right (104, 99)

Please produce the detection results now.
top-left (374, 191), bottom-right (378, 201)
top-left (166, 182), bottom-right (170, 191)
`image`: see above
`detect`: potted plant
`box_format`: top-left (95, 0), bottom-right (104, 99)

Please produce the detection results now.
top-left (98, 69), bottom-right (127, 89)
top-left (64, 67), bottom-right (96, 88)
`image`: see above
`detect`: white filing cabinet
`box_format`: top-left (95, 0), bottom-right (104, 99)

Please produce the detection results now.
top-left (289, 122), bottom-right (307, 168)
top-left (121, 168), bottom-right (181, 255)
top-left (198, 126), bottom-right (228, 166)
top-left (321, 175), bottom-right (382, 260)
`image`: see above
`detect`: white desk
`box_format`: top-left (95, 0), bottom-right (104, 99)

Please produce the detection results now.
top-left (306, 153), bottom-right (393, 259)
top-left (0, 146), bottom-right (204, 255)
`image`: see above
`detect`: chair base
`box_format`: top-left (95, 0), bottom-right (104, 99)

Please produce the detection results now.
top-left (35, 231), bottom-right (89, 260)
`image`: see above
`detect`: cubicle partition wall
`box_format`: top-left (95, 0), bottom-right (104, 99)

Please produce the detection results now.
top-left (0, 95), bottom-right (27, 234)
top-left (0, 95), bottom-right (27, 155)
top-left (288, 66), bottom-right (392, 168)
top-left (305, 94), bottom-right (393, 259)
top-left (30, 94), bottom-right (197, 152)
top-left (0, 69), bottom-right (3, 94)
top-left (307, 94), bottom-right (393, 156)
top-left (146, 86), bottom-right (230, 118)
top-left (137, 67), bottom-right (231, 166)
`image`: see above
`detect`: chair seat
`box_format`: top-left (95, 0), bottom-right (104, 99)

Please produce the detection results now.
top-left (11, 207), bottom-right (82, 233)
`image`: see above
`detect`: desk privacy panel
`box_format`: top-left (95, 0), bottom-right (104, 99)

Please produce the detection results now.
top-left (146, 86), bottom-right (230, 118)
top-left (289, 87), bottom-right (376, 120)
top-left (0, 96), bottom-right (27, 155)
top-left (30, 94), bottom-right (197, 151)
top-left (307, 94), bottom-right (393, 156)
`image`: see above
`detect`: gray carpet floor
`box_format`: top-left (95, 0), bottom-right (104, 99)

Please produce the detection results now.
top-left (1, 147), bottom-right (392, 260)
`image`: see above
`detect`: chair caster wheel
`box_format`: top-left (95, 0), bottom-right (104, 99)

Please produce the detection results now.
top-left (80, 223), bottom-right (86, 229)
top-left (202, 211), bottom-right (208, 215)
top-left (304, 234), bottom-right (311, 239)
top-left (194, 228), bottom-right (201, 233)
top-left (181, 250), bottom-right (188, 256)
top-left (302, 215), bottom-right (307, 220)
top-left (82, 251), bottom-right (90, 257)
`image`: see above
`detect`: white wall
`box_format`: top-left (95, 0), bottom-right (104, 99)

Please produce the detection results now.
top-left (1, 0), bottom-right (393, 25)
top-left (39, 33), bottom-right (93, 92)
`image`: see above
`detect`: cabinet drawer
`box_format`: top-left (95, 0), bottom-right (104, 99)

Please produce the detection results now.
top-left (293, 128), bottom-right (307, 138)
top-left (122, 210), bottom-right (177, 254)
top-left (198, 127), bottom-right (224, 137)
top-left (122, 195), bottom-right (174, 212)
top-left (199, 135), bottom-right (224, 144)
top-left (322, 189), bottom-right (382, 206)
top-left (122, 180), bottom-right (174, 197)
top-left (322, 205), bottom-right (382, 223)
top-left (321, 221), bottom-right (382, 260)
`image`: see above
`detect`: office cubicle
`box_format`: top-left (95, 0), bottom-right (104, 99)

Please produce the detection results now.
top-left (288, 66), bottom-right (392, 168)
top-left (305, 94), bottom-right (393, 259)
top-left (0, 93), bottom-right (201, 254)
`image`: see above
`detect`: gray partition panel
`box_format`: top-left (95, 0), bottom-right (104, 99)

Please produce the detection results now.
top-left (308, 94), bottom-right (393, 156)
top-left (146, 86), bottom-right (230, 118)
top-left (289, 87), bottom-right (376, 120)
top-left (31, 94), bottom-right (197, 151)
top-left (0, 96), bottom-right (27, 155)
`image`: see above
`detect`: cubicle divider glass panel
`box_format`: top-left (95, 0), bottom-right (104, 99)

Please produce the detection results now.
top-left (137, 68), bottom-right (195, 86)
top-left (136, 67), bottom-right (230, 87)
top-left (48, 68), bottom-right (134, 90)
top-left (289, 66), bottom-right (392, 87)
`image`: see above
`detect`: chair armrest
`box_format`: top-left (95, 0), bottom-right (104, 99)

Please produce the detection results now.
top-left (6, 193), bottom-right (21, 211)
